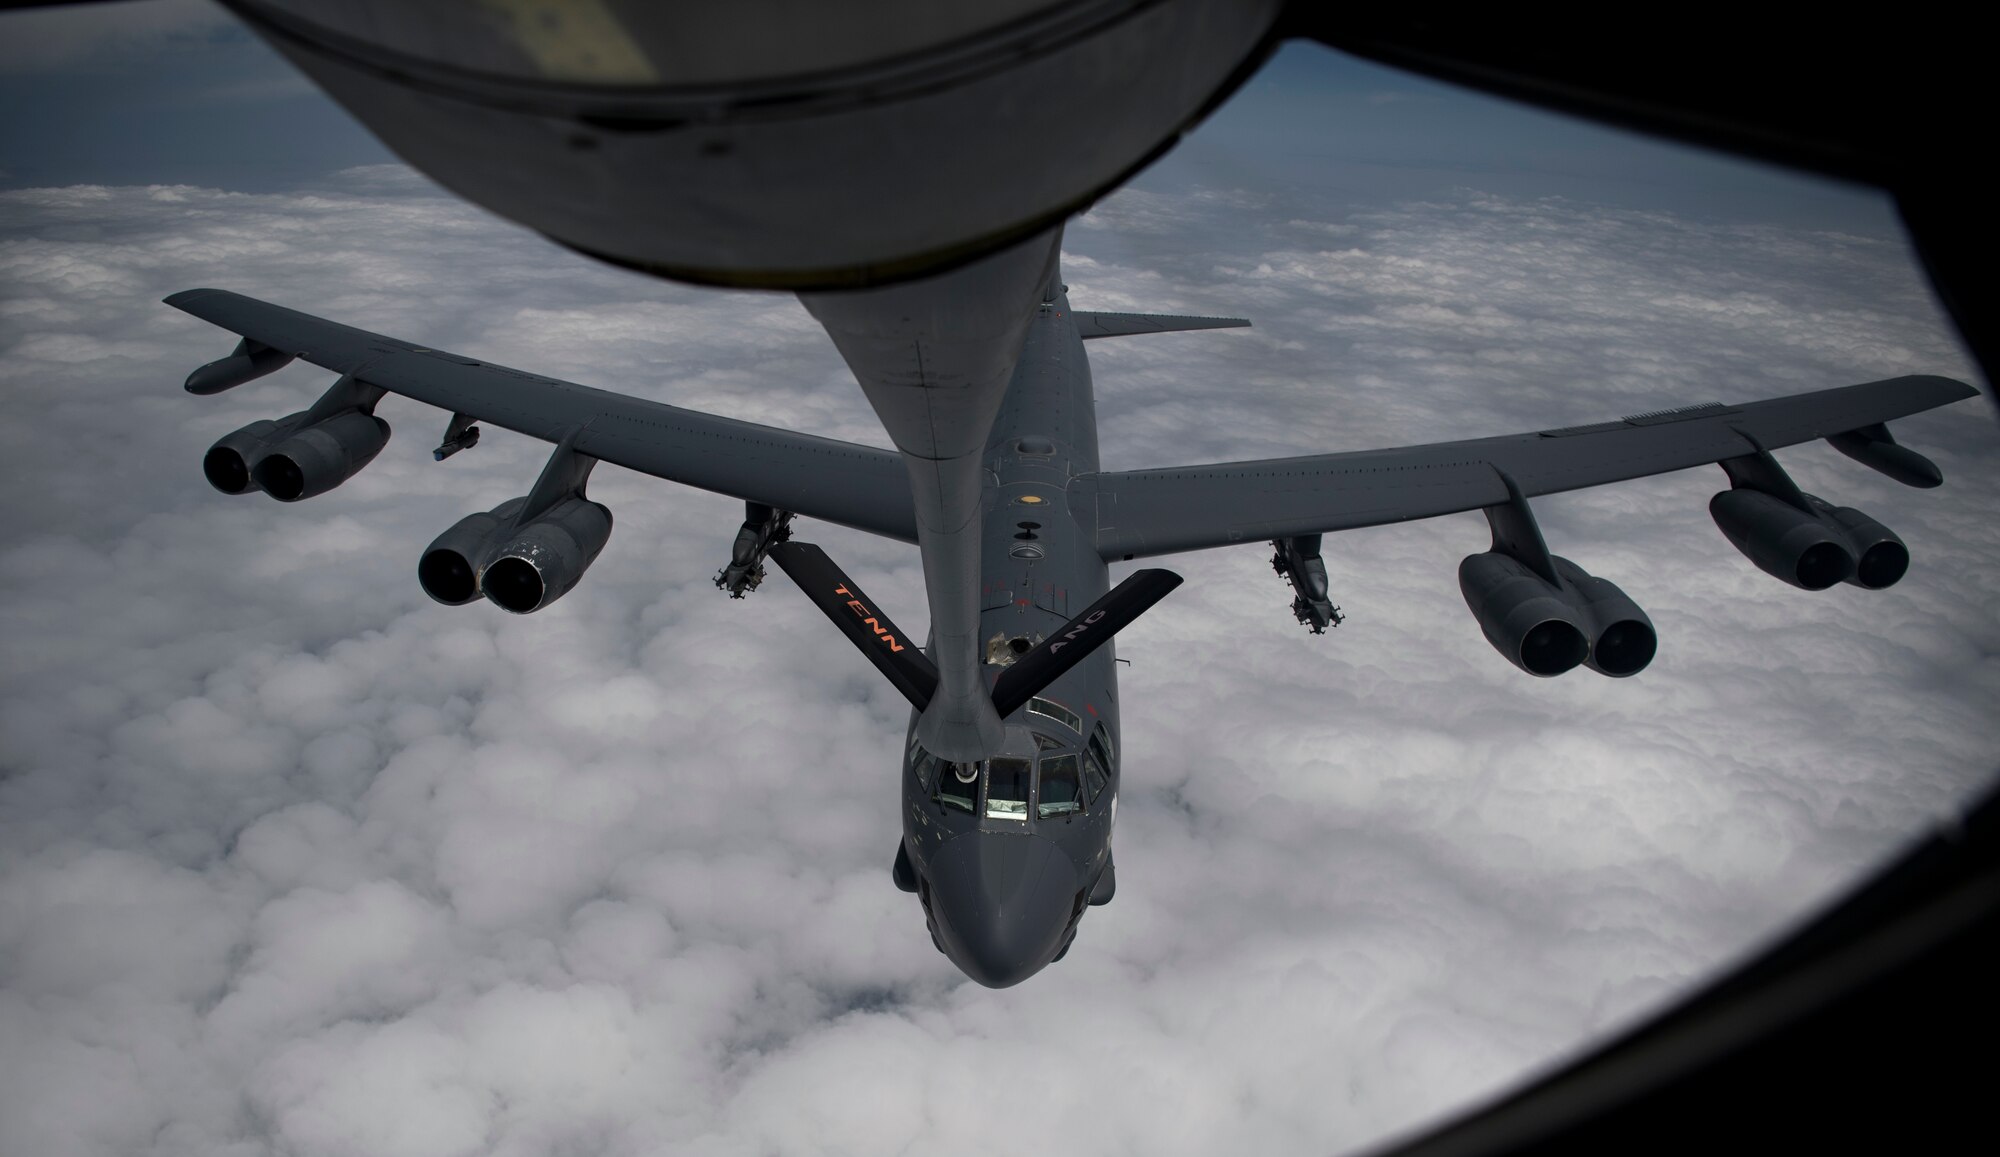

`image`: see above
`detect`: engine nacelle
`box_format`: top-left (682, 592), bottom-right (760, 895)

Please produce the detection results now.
top-left (250, 411), bottom-right (391, 502)
top-left (417, 497), bottom-right (528, 605)
top-left (1459, 552), bottom-right (1590, 677)
top-left (1709, 489), bottom-right (1857, 590)
top-left (1549, 558), bottom-right (1658, 678)
top-left (418, 496), bottom-right (611, 612)
top-left (204, 409), bottom-right (390, 501)
top-left (1460, 552), bottom-right (1658, 678)
top-left (203, 413), bottom-right (305, 494)
top-left (480, 498), bottom-right (614, 614)
top-left (1807, 497), bottom-right (1909, 590)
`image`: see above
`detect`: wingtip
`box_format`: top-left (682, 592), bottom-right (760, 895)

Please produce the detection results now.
top-left (1920, 376), bottom-right (1984, 402)
top-left (1911, 374), bottom-right (1980, 403)
top-left (162, 288), bottom-right (218, 309)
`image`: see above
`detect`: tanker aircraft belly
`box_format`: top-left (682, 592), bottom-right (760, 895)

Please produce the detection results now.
top-left (165, 269), bottom-right (1975, 987)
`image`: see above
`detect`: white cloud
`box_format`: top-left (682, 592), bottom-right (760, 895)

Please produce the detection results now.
top-left (0, 170), bottom-right (1993, 1157)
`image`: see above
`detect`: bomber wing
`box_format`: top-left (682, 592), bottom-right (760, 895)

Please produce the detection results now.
top-left (165, 289), bottom-right (918, 542)
top-left (1072, 376), bottom-right (1979, 559)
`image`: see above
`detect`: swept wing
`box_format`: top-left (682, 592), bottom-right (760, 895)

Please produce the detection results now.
top-left (1071, 377), bottom-right (1978, 559)
top-left (164, 289), bottom-right (918, 542)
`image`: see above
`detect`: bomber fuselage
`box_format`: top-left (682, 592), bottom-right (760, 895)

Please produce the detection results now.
top-left (899, 289), bottom-right (1121, 988)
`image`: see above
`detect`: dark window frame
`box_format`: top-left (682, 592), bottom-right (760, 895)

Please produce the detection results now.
top-left (1038, 752), bottom-right (1083, 819)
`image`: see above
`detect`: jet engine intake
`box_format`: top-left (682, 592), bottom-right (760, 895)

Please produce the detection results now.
top-left (1460, 552), bottom-right (1658, 678)
top-left (1550, 558), bottom-right (1658, 678)
top-left (417, 497), bottom-right (527, 606)
top-left (250, 411), bottom-right (391, 502)
top-left (201, 375), bottom-right (391, 500)
top-left (204, 413), bottom-right (304, 495)
top-left (417, 495), bottom-right (612, 613)
top-left (1459, 552), bottom-right (1590, 677)
top-left (1807, 497), bottom-right (1909, 590)
top-left (1708, 489), bottom-right (1858, 590)
top-left (480, 497), bottom-right (613, 614)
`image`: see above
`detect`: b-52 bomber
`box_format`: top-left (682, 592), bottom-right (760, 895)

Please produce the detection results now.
top-left (165, 238), bottom-right (1974, 987)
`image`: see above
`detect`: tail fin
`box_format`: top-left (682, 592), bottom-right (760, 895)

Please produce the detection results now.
top-left (1070, 311), bottom-right (1250, 340)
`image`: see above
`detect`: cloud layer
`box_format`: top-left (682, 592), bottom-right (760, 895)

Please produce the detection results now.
top-left (1, 169), bottom-right (1994, 1157)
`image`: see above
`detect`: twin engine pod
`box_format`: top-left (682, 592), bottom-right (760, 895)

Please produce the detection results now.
top-left (418, 496), bottom-right (614, 614)
top-left (1709, 489), bottom-right (1907, 591)
top-left (203, 409), bottom-right (391, 501)
top-left (1459, 552), bottom-right (1657, 678)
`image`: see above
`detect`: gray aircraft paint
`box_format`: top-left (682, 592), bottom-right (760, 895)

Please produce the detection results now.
top-left (165, 275), bottom-right (1975, 988)
top-left (216, 0), bottom-right (1283, 288)
top-left (800, 229), bottom-right (1064, 762)
top-left (901, 283), bottom-right (1124, 987)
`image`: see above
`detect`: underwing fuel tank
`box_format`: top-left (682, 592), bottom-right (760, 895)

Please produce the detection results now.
top-left (185, 338), bottom-right (294, 395)
top-left (225, 0), bottom-right (1282, 289)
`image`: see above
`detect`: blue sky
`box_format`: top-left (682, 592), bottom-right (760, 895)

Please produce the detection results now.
top-left (1, 6), bottom-right (1992, 1157)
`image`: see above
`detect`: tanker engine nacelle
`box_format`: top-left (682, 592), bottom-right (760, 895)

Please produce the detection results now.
top-left (418, 495), bottom-right (613, 615)
top-left (1459, 551), bottom-right (1658, 679)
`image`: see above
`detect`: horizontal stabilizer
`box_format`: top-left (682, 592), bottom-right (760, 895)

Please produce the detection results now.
top-left (991, 568), bottom-right (1183, 718)
top-left (1069, 311), bottom-right (1250, 340)
top-left (768, 541), bottom-right (938, 710)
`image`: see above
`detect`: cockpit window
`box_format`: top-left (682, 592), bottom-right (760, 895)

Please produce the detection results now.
top-left (1039, 754), bottom-right (1081, 818)
top-left (935, 761), bottom-right (978, 813)
top-left (1082, 749), bottom-right (1108, 805)
top-left (1089, 726), bottom-right (1113, 768)
top-left (1028, 696), bottom-right (1082, 734)
top-left (1083, 725), bottom-right (1112, 805)
top-left (986, 757), bottom-right (1031, 820)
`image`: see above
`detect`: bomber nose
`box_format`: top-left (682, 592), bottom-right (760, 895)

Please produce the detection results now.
top-left (928, 833), bottom-right (1080, 988)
